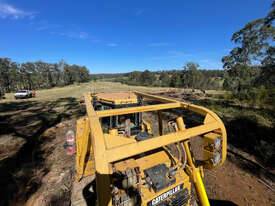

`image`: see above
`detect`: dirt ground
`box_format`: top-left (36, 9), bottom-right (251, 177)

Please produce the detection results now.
top-left (0, 85), bottom-right (274, 206)
top-left (0, 97), bottom-right (82, 206)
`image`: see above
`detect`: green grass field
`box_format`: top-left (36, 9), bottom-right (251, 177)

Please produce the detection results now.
top-left (2, 81), bottom-right (174, 102)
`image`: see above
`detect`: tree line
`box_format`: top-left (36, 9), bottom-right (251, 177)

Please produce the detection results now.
top-left (0, 58), bottom-right (90, 93)
top-left (102, 65), bottom-right (225, 90)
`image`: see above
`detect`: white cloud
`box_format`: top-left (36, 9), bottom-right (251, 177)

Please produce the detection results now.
top-left (148, 50), bottom-right (194, 61)
top-left (148, 42), bottom-right (169, 47)
top-left (79, 32), bottom-right (89, 39)
top-left (201, 59), bottom-right (210, 63)
top-left (50, 30), bottom-right (100, 42)
top-left (51, 31), bottom-right (91, 40)
top-left (107, 43), bottom-right (118, 47)
top-left (168, 50), bottom-right (194, 58)
top-left (0, 3), bottom-right (36, 19)
top-left (135, 9), bottom-right (144, 16)
top-left (199, 59), bottom-right (223, 69)
top-left (36, 23), bottom-right (62, 31)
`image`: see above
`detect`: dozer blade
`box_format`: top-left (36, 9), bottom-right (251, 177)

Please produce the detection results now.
top-left (83, 154), bottom-right (95, 177)
top-left (75, 117), bottom-right (95, 182)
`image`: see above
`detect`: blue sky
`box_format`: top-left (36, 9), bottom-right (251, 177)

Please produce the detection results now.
top-left (0, 0), bottom-right (273, 73)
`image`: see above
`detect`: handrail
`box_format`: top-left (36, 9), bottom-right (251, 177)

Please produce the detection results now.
top-left (96, 102), bottom-right (181, 117)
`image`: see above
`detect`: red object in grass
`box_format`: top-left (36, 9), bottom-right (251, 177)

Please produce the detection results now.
top-left (66, 130), bottom-right (75, 155)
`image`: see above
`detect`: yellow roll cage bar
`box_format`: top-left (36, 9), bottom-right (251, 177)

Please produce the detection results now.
top-left (77, 91), bottom-right (227, 206)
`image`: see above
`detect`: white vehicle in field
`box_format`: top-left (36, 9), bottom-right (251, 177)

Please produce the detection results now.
top-left (14, 90), bottom-right (33, 99)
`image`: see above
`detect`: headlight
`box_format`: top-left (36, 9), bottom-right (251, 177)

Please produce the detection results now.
top-left (213, 138), bottom-right (221, 149)
top-left (211, 152), bottom-right (221, 165)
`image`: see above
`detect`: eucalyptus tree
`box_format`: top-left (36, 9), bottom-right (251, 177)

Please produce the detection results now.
top-left (222, 1), bottom-right (275, 90)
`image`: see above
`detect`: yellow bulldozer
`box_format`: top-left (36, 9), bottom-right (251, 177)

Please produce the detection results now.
top-left (72, 91), bottom-right (227, 206)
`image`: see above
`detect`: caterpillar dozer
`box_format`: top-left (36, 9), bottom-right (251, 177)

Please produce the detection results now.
top-left (72, 91), bottom-right (227, 206)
